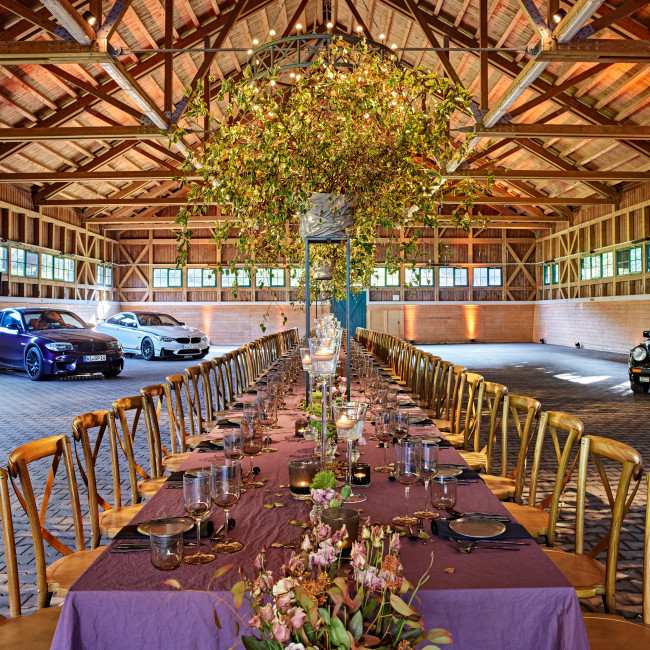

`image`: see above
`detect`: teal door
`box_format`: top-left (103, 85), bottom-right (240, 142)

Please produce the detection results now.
top-left (333, 291), bottom-right (366, 337)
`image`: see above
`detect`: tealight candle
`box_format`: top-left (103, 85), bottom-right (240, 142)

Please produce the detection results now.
top-left (303, 354), bottom-right (311, 365)
top-left (295, 418), bottom-right (308, 437)
top-left (288, 460), bottom-right (318, 500)
top-left (336, 414), bottom-right (355, 430)
top-left (313, 350), bottom-right (334, 361)
top-left (351, 463), bottom-right (371, 486)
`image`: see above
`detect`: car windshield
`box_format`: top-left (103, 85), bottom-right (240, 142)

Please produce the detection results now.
top-left (24, 310), bottom-right (86, 331)
top-left (136, 313), bottom-right (180, 327)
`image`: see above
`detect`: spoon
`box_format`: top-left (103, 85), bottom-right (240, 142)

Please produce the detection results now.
top-left (449, 541), bottom-right (520, 553)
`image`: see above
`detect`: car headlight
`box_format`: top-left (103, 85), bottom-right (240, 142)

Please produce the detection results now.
top-left (153, 334), bottom-right (174, 342)
top-left (107, 341), bottom-right (122, 351)
top-left (632, 346), bottom-right (647, 362)
top-left (201, 336), bottom-right (208, 342)
top-left (45, 342), bottom-right (73, 352)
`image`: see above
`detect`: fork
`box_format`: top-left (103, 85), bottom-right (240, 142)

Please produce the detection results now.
top-left (448, 541), bottom-right (521, 553)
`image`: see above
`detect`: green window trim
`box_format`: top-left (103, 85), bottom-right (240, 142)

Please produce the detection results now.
top-left (370, 267), bottom-right (400, 287)
top-left (221, 268), bottom-right (251, 288)
top-left (616, 245), bottom-right (642, 276)
top-left (153, 267), bottom-right (183, 288)
top-left (255, 268), bottom-right (286, 288)
top-left (552, 263), bottom-right (559, 284)
top-left (473, 267), bottom-right (502, 287)
top-left (404, 267), bottom-right (434, 287)
top-left (439, 267), bottom-right (468, 287)
top-left (10, 247), bottom-right (25, 277)
top-left (289, 268), bottom-right (304, 288)
top-left (0, 246), bottom-right (7, 274)
top-left (187, 268), bottom-right (217, 288)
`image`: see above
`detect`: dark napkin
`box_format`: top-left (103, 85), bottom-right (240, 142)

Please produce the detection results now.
top-left (410, 418), bottom-right (435, 427)
top-left (197, 440), bottom-right (223, 452)
top-left (440, 466), bottom-right (483, 481)
top-left (407, 435), bottom-right (452, 449)
top-left (114, 519), bottom-right (215, 540)
top-left (230, 402), bottom-right (245, 410)
top-left (214, 421), bottom-right (240, 429)
top-left (165, 471), bottom-right (185, 484)
top-left (432, 518), bottom-right (532, 541)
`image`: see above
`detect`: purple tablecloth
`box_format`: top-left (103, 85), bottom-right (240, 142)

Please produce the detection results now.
top-left (51, 375), bottom-right (589, 650)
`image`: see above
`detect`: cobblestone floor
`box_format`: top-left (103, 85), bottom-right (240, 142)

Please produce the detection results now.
top-left (0, 342), bottom-right (647, 623)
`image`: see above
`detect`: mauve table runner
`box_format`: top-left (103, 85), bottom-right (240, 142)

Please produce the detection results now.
top-left (51, 371), bottom-right (589, 650)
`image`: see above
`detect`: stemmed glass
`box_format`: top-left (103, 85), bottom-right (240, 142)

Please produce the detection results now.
top-left (182, 469), bottom-right (215, 564)
top-left (211, 461), bottom-right (243, 553)
top-left (241, 421), bottom-right (264, 488)
top-left (394, 411), bottom-right (410, 442)
top-left (374, 409), bottom-right (395, 473)
top-left (430, 476), bottom-right (457, 514)
top-left (414, 441), bottom-right (439, 519)
top-left (223, 428), bottom-right (244, 461)
top-left (258, 393), bottom-right (278, 452)
top-left (333, 402), bottom-right (368, 504)
top-left (393, 441), bottom-right (421, 527)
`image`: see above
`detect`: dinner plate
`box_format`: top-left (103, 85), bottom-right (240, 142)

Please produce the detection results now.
top-left (208, 438), bottom-right (224, 447)
top-left (436, 464), bottom-right (464, 477)
top-left (228, 416), bottom-right (243, 424)
top-left (448, 517), bottom-right (506, 539)
top-left (136, 517), bottom-right (194, 536)
top-left (408, 415), bottom-right (426, 424)
top-left (230, 403), bottom-right (244, 410)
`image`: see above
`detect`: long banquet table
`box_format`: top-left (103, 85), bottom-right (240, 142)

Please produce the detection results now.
top-left (51, 357), bottom-right (589, 650)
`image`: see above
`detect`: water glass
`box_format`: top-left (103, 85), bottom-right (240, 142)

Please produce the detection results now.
top-left (223, 429), bottom-right (244, 460)
top-left (414, 442), bottom-right (439, 520)
top-left (430, 476), bottom-right (457, 512)
top-left (149, 523), bottom-right (184, 571)
top-left (395, 411), bottom-right (409, 440)
top-left (393, 441), bottom-right (421, 526)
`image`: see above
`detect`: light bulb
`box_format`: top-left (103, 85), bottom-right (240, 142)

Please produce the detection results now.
top-left (379, 33), bottom-right (386, 42)
top-left (290, 72), bottom-right (295, 78)
top-left (247, 49), bottom-right (252, 55)
top-left (269, 29), bottom-right (276, 37)
top-left (356, 26), bottom-right (363, 33)
top-left (253, 39), bottom-right (259, 46)
top-left (391, 43), bottom-right (397, 50)
top-left (296, 23), bottom-right (302, 34)
top-left (327, 22), bottom-right (333, 33)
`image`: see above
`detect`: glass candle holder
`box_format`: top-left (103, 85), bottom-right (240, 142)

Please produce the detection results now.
top-left (288, 460), bottom-right (319, 500)
top-left (351, 462), bottom-right (371, 487)
top-left (321, 507), bottom-right (360, 553)
top-left (295, 418), bottom-right (308, 437)
top-left (149, 523), bottom-right (184, 571)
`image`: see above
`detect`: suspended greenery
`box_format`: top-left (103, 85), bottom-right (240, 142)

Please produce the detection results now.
top-left (173, 37), bottom-right (490, 301)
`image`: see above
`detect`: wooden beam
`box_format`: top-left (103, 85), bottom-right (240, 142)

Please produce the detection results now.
top-left (468, 124), bottom-right (650, 139)
top-left (40, 196), bottom-right (615, 208)
top-left (537, 39), bottom-right (650, 63)
top-left (341, 0), bottom-right (372, 37)
top-left (41, 0), bottom-right (97, 42)
top-left (0, 0), bottom-right (60, 37)
top-left (583, 0), bottom-right (649, 38)
top-left (0, 125), bottom-right (168, 142)
top-left (0, 40), bottom-right (109, 65)
top-left (1, 169), bottom-right (646, 183)
top-left (97, 0), bottom-right (133, 42)
top-left (479, 0), bottom-right (488, 112)
top-left (164, 0), bottom-right (173, 115)
top-left (518, 0), bottom-right (550, 40)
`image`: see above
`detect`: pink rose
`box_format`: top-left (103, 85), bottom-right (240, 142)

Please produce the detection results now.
top-left (253, 552), bottom-right (265, 571)
top-left (350, 541), bottom-right (366, 570)
top-left (289, 607), bottom-right (307, 630)
top-left (287, 553), bottom-right (304, 575)
top-left (275, 593), bottom-right (293, 611)
top-left (259, 603), bottom-right (274, 623)
top-left (248, 614), bottom-right (261, 629)
top-left (272, 621), bottom-right (291, 643)
top-left (331, 524), bottom-right (348, 545)
top-left (390, 532), bottom-right (401, 553)
top-left (316, 523), bottom-right (331, 542)
top-left (301, 535), bottom-right (313, 552)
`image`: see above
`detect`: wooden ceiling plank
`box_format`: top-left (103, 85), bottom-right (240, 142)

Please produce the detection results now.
top-left (96, 0), bottom-right (132, 42)
top-left (479, 0), bottom-right (488, 112)
top-left (164, 0), bottom-right (173, 115)
top-left (341, 0), bottom-right (372, 36)
top-left (586, 0), bottom-right (650, 37)
top-left (0, 65), bottom-right (58, 110)
top-left (0, 84), bottom-right (38, 121)
top-left (0, 126), bottom-right (169, 141)
top-left (0, 0), bottom-right (61, 38)
top-left (469, 124), bottom-right (650, 139)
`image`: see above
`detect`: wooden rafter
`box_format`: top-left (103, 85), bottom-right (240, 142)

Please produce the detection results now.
top-left (467, 124), bottom-right (650, 140)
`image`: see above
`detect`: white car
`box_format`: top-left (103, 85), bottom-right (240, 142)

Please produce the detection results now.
top-left (96, 311), bottom-right (210, 361)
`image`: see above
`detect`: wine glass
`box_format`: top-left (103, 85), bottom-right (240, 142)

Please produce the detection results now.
top-left (374, 409), bottom-right (395, 473)
top-left (392, 441), bottom-right (421, 527)
top-left (258, 394), bottom-right (278, 452)
top-left (394, 411), bottom-right (410, 442)
top-left (414, 441), bottom-right (439, 519)
top-left (182, 469), bottom-right (215, 564)
top-left (241, 420), bottom-right (264, 488)
top-left (211, 460), bottom-right (243, 553)
top-left (430, 476), bottom-right (457, 514)
top-left (333, 402), bottom-right (368, 504)
top-left (223, 429), bottom-right (244, 461)
top-left (242, 402), bottom-right (259, 423)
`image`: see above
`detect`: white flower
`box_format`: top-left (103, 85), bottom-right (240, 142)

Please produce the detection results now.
top-left (286, 644), bottom-right (306, 650)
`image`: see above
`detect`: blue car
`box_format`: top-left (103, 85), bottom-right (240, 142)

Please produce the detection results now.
top-left (0, 308), bottom-right (124, 380)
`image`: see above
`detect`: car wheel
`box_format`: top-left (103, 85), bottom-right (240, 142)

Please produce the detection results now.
top-left (25, 347), bottom-right (46, 381)
top-left (102, 368), bottom-right (122, 378)
top-left (630, 381), bottom-right (649, 394)
top-left (141, 338), bottom-right (156, 361)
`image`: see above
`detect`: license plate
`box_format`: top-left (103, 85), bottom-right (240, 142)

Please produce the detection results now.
top-left (84, 354), bottom-right (106, 362)
top-left (640, 376), bottom-right (649, 383)
top-left (183, 344), bottom-right (199, 350)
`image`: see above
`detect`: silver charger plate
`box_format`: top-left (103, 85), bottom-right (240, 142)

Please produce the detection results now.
top-left (448, 517), bottom-right (506, 539)
top-left (136, 516), bottom-right (194, 536)
top-left (436, 464), bottom-right (464, 477)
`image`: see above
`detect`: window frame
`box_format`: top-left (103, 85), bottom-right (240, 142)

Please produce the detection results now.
top-left (152, 267), bottom-right (183, 288)
top-left (404, 267), bottom-right (435, 287)
top-left (10, 247), bottom-right (25, 277)
top-left (473, 266), bottom-right (502, 287)
top-left (616, 245), bottom-right (643, 276)
top-left (289, 267), bottom-right (304, 288)
top-left (0, 245), bottom-right (8, 274)
top-left (370, 267), bottom-right (401, 287)
top-left (221, 268), bottom-right (251, 288)
top-left (551, 263), bottom-right (559, 285)
top-left (439, 267), bottom-right (468, 287)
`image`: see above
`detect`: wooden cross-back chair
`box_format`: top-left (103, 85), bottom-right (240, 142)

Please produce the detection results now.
top-left (458, 381), bottom-right (508, 472)
top-left (504, 410), bottom-right (584, 539)
top-left (445, 372), bottom-right (484, 449)
top-left (185, 365), bottom-right (219, 435)
top-left (72, 410), bottom-right (143, 547)
top-left (414, 354), bottom-right (441, 410)
top-left (481, 392), bottom-right (540, 501)
top-left (582, 472), bottom-right (650, 646)
top-left (166, 373), bottom-right (203, 448)
top-left (544, 435), bottom-right (643, 615)
top-left (7, 435), bottom-right (106, 602)
top-left (141, 383), bottom-right (190, 473)
top-left (112, 395), bottom-right (166, 500)
top-left (199, 360), bottom-right (228, 421)
top-left (0, 467), bottom-right (61, 647)
top-left (432, 364), bottom-right (467, 431)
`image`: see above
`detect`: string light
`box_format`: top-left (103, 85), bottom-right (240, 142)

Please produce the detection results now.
top-left (269, 29), bottom-right (276, 37)
top-left (253, 39), bottom-right (259, 46)
top-left (356, 26), bottom-right (363, 34)
top-left (327, 22), bottom-right (333, 34)
top-left (270, 80), bottom-right (276, 86)
top-left (296, 23), bottom-right (302, 35)
top-left (391, 43), bottom-right (397, 50)
top-left (379, 34), bottom-right (386, 43)
top-left (247, 49), bottom-right (253, 55)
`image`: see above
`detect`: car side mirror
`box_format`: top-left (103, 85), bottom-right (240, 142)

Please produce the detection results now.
top-left (644, 331), bottom-right (650, 339)
top-left (7, 323), bottom-right (21, 331)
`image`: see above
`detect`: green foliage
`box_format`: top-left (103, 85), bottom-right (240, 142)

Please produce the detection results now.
top-left (175, 38), bottom-right (489, 301)
top-left (310, 470), bottom-right (337, 489)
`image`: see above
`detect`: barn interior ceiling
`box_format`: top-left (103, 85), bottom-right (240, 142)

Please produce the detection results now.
top-left (0, 0), bottom-right (648, 232)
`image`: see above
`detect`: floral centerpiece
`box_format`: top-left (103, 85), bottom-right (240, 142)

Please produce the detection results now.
top-left (228, 521), bottom-right (451, 649)
top-left (174, 37), bottom-right (489, 305)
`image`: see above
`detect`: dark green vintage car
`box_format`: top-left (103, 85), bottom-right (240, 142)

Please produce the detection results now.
top-left (629, 331), bottom-right (650, 393)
